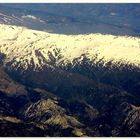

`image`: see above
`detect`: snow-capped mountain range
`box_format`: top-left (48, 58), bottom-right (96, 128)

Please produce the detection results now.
top-left (0, 24), bottom-right (140, 72)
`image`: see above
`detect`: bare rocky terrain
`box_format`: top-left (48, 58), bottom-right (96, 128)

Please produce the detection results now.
top-left (0, 4), bottom-right (140, 137)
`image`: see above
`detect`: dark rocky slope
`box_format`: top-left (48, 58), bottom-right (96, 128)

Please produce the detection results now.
top-left (0, 64), bottom-right (140, 136)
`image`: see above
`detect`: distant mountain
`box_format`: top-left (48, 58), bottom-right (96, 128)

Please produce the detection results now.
top-left (0, 4), bottom-right (140, 36)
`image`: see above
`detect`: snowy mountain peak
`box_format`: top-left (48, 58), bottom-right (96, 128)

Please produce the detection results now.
top-left (0, 24), bottom-right (140, 71)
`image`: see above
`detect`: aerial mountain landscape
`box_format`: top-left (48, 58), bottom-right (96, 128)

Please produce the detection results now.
top-left (0, 3), bottom-right (140, 137)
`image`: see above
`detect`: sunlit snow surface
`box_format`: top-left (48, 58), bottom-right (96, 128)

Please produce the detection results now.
top-left (0, 24), bottom-right (140, 71)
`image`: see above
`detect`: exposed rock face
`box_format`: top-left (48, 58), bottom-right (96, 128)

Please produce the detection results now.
top-left (22, 99), bottom-right (86, 136)
top-left (118, 103), bottom-right (140, 136)
top-left (0, 66), bottom-right (27, 96)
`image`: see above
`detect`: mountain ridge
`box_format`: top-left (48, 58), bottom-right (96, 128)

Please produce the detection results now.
top-left (0, 24), bottom-right (140, 72)
top-left (0, 22), bottom-right (140, 137)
